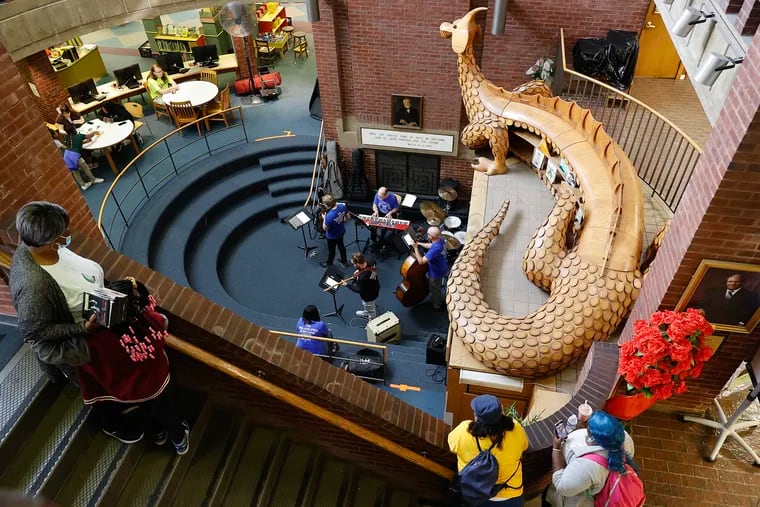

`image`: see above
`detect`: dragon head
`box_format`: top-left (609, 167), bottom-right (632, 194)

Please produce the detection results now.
top-left (439, 7), bottom-right (487, 54)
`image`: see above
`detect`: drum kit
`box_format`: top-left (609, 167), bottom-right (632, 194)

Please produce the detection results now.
top-left (419, 198), bottom-right (465, 263)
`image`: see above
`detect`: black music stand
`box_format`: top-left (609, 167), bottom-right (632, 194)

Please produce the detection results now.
top-left (345, 215), bottom-right (371, 253)
top-left (286, 209), bottom-right (317, 258)
top-left (319, 266), bottom-right (346, 322)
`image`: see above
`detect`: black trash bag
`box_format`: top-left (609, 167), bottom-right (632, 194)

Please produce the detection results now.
top-left (572, 38), bottom-right (608, 78)
top-left (606, 30), bottom-right (639, 90)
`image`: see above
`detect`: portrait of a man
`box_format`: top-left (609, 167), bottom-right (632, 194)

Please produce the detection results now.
top-left (677, 260), bottom-right (760, 333)
top-left (391, 95), bottom-right (422, 129)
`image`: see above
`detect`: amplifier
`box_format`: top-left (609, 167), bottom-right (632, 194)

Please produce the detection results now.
top-left (366, 311), bottom-right (401, 344)
top-left (426, 333), bottom-right (447, 366)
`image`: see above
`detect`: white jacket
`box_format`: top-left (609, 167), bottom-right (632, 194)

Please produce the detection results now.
top-left (546, 428), bottom-right (635, 507)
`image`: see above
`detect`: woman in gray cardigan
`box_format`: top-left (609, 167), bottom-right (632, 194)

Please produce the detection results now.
top-left (9, 201), bottom-right (100, 382)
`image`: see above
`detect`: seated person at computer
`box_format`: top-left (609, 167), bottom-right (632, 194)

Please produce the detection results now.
top-left (146, 64), bottom-right (179, 105)
top-left (99, 99), bottom-right (134, 123)
top-left (370, 187), bottom-right (400, 250)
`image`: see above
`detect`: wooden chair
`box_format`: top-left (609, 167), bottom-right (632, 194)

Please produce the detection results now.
top-left (145, 81), bottom-right (171, 122)
top-left (282, 25), bottom-right (295, 50)
top-left (203, 85), bottom-right (235, 131)
top-left (168, 100), bottom-right (201, 137)
top-left (255, 39), bottom-right (278, 68)
top-left (294, 33), bottom-right (309, 61)
top-left (199, 69), bottom-right (218, 86)
top-left (123, 101), bottom-right (152, 137)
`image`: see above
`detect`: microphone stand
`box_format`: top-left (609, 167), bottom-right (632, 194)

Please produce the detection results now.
top-left (345, 212), bottom-right (370, 252)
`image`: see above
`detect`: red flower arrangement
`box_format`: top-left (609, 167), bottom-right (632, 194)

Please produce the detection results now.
top-left (618, 309), bottom-right (715, 401)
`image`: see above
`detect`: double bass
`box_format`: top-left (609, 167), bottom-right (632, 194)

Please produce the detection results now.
top-left (395, 227), bottom-right (429, 307)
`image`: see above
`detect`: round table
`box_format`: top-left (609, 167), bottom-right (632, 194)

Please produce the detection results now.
top-left (79, 118), bottom-right (139, 174)
top-left (164, 80), bottom-right (218, 107)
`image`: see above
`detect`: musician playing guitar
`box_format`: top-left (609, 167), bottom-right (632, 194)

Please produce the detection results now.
top-left (346, 252), bottom-right (380, 319)
top-left (370, 187), bottom-right (401, 249)
top-left (320, 194), bottom-right (349, 268)
top-left (412, 226), bottom-right (449, 311)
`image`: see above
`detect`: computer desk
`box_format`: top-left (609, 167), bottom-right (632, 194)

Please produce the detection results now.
top-left (69, 54), bottom-right (239, 115)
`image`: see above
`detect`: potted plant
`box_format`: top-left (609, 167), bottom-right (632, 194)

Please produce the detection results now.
top-left (605, 308), bottom-right (715, 420)
top-left (525, 57), bottom-right (555, 85)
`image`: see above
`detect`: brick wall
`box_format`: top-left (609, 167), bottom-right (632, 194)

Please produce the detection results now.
top-left (620, 27), bottom-right (760, 414)
top-left (231, 36), bottom-right (255, 79)
top-left (715, 0), bottom-right (744, 15)
top-left (313, 0), bottom-right (648, 196)
top-left (15, 50), bottom-right (70, 123)
top-left (737, 0), bottom-right (760, 36)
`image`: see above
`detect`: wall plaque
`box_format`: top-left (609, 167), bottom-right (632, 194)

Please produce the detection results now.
top-left (360, 127), bottom-right (457, 156)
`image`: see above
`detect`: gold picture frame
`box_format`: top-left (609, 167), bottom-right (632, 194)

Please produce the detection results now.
top-left (391, 94), bottom-right (422, 129)
top-left (675, 259), bottom-right (760, 334)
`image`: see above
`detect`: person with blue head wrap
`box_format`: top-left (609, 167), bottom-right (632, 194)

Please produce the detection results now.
top-left (544, 410), bottom-right (639, 506)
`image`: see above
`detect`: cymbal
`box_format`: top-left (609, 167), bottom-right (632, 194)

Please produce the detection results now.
top-left (427, 216), bottom-right (442, 227)
top-left (438, 185), bottom-right (458, 202)
top-left (444, 236), bottom-right (461, 250)
top-left (420, 201), bottom-right (446, 221)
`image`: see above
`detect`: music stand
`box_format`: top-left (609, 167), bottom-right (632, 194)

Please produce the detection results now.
top-left (286, 209), bottom-right (317, 258)
top-left (346, 214), bottom-right (371, 253)
top-left (319, 265), bottom-right (346, 322)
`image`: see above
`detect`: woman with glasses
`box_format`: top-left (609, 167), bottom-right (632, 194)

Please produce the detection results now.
top-left (146, 64), bottom-right (179, 105)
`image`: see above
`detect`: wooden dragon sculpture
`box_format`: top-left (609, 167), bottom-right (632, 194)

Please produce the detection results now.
top-left (441, 8), bottom-right (645, 378)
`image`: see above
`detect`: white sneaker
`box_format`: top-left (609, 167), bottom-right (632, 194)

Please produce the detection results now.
top-left (80, 182), bottom-right (92, 190)
top-left (93, 178), bottom-right (104, 184)
top-left (356, 310), bottom-right (369, 318)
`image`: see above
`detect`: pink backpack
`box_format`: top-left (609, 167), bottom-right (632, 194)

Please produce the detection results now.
top-left (581, 453), bottom-right (645, 507)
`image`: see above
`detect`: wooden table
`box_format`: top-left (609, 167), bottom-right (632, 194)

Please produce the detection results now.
top-left (164, 80), bottom-right (218, 107)
top-left (69, 54), bottom-right (239, 115)
top-left (79, 118), bottom-right (140, 174)
top-left (257, 33), bottom-right (290, 59)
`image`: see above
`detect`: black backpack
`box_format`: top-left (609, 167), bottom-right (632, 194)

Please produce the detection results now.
top-left (450, 437), bottom-right (521, 506)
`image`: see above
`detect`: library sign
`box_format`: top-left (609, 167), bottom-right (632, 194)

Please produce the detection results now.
top-left (359, 127), bottom-right (457, 156)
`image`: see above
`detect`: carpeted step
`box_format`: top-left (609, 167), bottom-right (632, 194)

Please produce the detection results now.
top-left (0, 382), bottom-right (90, 497)
top-left (150, 166), bottom-right (310, 287)
top-left (120, 136), bottom-right (318, 265)
top-left (259, 152), bottom-right (319, 172)
top-left (0, 345), bottom-right (47, 448)
top-left (269, 175), bottom-right (315, 197)
top-left (170, 408), bottom-right (245, 505)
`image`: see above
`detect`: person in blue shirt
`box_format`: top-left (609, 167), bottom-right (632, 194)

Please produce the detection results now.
top-left (413, 226), bottom-right (449, 311)
top-left (320, 194), bottom-right (349, 268)
top-left (295, 305), bottom-right (331, 355)
top-left (370, 187), bottom-right (401, 248)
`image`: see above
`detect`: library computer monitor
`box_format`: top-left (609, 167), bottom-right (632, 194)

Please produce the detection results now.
top-left (191, 44), bottom-right (218, 66)
top-left (156, 53), bottom-right (184, 73)
top-left (113, 63), bottom-right (142, 88)
top-left (67, 79), bottom-right (98, 104)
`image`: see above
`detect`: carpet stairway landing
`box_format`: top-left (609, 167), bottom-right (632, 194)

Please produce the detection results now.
top-left (0, 346), bottom-right (430, 506)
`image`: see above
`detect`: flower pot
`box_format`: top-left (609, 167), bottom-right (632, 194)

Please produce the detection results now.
top-left (603, 393), bottom-right (657, 420)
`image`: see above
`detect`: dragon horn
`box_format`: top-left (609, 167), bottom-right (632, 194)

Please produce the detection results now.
top-left (461, 7), bottom-right (488, 24)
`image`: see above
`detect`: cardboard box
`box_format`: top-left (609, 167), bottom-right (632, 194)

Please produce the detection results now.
top-left (366, 311), bottom-right (401, 344)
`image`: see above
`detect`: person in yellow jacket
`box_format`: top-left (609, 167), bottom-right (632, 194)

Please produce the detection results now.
top-left (448, 394), bottom-right (530, 506)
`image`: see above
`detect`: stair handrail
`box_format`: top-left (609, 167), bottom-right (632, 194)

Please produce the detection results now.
top-left (303, 121), bottom-right (326, 208)
top-left (96, 106), bottom-right (248, 249)
top-left (164, 333), bottom-right (455, 480)
top-left (556, 28), bottom-right (703, 211)
top-left (273, 330), bottom-right (389, 363)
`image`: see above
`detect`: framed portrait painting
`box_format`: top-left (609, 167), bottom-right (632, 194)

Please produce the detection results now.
top-left (391, 95), bottom-right (422, 129)
top-left (675, 259), bottom-right (760, 334)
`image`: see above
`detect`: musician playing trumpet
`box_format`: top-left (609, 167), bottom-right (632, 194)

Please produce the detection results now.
top-left (320, 194), bottom-right (349, 268)
top-left (370, 187), bottom-right (400, 249)
top-left (412, 226), bottom-right (449, 312)
top-left (346, 253), bottom-right (380, 319)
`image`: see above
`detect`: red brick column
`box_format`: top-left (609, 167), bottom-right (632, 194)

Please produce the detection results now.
top-left (620, 28), bottom-right (760, 414)
top-left (737, 0), bottom-right (760, 35)
top-left (231, 35), bottom-right (254, 80)
top-left (715, 0), bottom-right (744, 14)
top-left (14, 50), bottom-right (69, 123)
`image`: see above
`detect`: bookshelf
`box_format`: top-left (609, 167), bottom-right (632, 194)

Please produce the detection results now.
top-left (153, 34), bottom-right (206, 54)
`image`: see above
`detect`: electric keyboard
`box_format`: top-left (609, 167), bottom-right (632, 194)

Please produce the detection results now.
top-left (357, 214), bottom-right (411, 231)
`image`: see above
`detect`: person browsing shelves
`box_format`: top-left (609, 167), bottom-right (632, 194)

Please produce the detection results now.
top-left (320, 194), bottom-right (349, 268)
top-left (146, 64), bottom-right (179, 105)
top-left (413, 226), bottom-right (449, 311)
